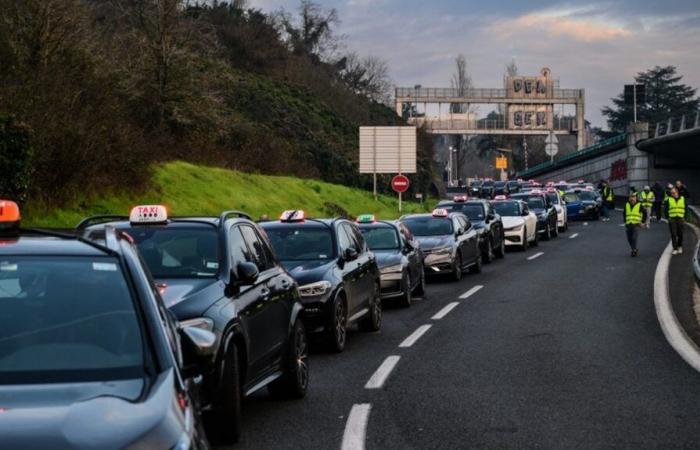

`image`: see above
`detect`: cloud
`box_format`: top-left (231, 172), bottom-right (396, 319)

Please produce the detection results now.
top-left (491, 13), bottom-right (632, 43)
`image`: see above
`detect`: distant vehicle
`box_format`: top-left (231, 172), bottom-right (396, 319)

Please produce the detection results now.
top-left (506, 180), bottom-right (522, 194)
top-left (563, 191), bottom-right (585, 221)
top-left (568, 189), bottom-right (601, 220)
top-left (492, 198), bottom-right (538, 250)
top-left (544, 189), bottom-right (568, 232)
top-left (438, 198), bottom-right (506, 263)
top-left (261, 211), bottom-right (381, 352)
top-left (481, 180), bottom-right (495, 199)
top-left (493, 181), bottom-right (509, 196)
top-left (400, 209), bottom-right (482, 281)
top-left (1, 201), bottom-right (210, 450)
top-left (511, 191), bottom-right (559, 240)
top-left (469, 180), bottom-right (483, 198)
top-left (79, 205), bottom-right (308, 443)
top-left (356, 215), bottom-right (425, 307)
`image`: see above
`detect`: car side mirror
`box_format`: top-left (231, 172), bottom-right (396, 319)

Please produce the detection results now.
top-left (455, 228), bottom-right (463, 237)
top-left (343, 247), bottom-right (358, 261)
top-left (522, 210), bottom-right (529, 216)
top-left (179, 325), bottom-right (216, 376)
top-left (403, 241), bottom-right (414, 254)
top-left (237, 261), bottom-right (259, 284)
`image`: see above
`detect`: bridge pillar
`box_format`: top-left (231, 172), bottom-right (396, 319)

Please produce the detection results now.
top-left (576, 98), bottom-right (585, 150)
top-left (395, 101), bottom-right (402, 117)
top-left (626, 122), bottom-right (649, 192)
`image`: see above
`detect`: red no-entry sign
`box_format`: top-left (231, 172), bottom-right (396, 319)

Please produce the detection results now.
top-left (391, 175), bottom-right (410, 193)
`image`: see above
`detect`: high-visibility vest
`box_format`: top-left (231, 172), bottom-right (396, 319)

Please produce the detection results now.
top-left (625, 202), bottom-right (643, 225)
top-left (640, 191), bottom-right (654, 208)
top-left (603, 186), bottom-right (614, 201)
top-left (667, 196), bottom-right (686, 219)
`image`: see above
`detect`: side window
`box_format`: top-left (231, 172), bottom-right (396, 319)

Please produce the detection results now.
top-left (347, 224), bottom-right (366, 253)
top-left (523, 204), bottom-right (529, 214)
top-left (452, 217), bottom-right (462, 233)
top-left (336, 224), bottom-right (353, 252)
top-left (230, 226), bottom-right (253, 267)
top-left (240, 226), bottom-right (273, 272)
top-left (458, 216), bottom-right (471, 230)
top-left (400, 223), bottom-right (414, 241)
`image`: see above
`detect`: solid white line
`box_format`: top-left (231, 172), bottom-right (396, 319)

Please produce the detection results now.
top-left (527, 252), bottom-right (544, 261)
top-left (459, 285), bottom-right (484, 299)
top-left (432, 302), bottom-right (460, 320)
top-left (618, 223), bottom-right (626, 227)
top-left (341, 404), bottom-right (371, 450)
top-left (569, 233), bottom-right (579, 239)
top-left (364, 356), bottom-right (400, 389)
top-left (399, 324), bottom-right (432, 348)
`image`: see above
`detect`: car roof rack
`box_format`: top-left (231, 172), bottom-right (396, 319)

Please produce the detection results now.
top-left (76, 215), bottom-right (129, 230)
top-left (219, 210), bottom-right (252, 224)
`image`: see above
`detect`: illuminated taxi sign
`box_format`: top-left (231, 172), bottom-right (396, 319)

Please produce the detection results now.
top-left (546, 181), bottom-right (554, 186)
top-left (584, 186), bottom-right (594, 191)
top-left (494, 195), bottom-right (507, 201)
top-left (129, 205), bottom-right (168, 224)
top-left (356, 214), bottom-right (376, 224)
top-left (280, 210), bottom-right (305, 222)
top-left (577, 179), bottom-right (585, 183)
top-left (530, 189), bottom-right (543, 194)
top-left (0, 200), bottom-right (21, 230)
top-left (432, 208), bottom-right (449, 218)
top-left (453, 195), bottom-right (468, 202)
top-left (546, 187), bottom-right (556, 193)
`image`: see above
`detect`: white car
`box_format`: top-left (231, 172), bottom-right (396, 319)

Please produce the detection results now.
top-left (545, 189), bottom-right (568, 232)
top-left (491, 199), bottom-right (538, 250)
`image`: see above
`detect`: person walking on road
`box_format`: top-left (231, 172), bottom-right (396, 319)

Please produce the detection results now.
top-left (640, 186), bottom-right (654, 227)
top-left (600, 180), bottom-right (614, 222)
top-left (623, 193), bottom-right (645, 257)
top-left (665, 187), bottom-right (687, 255)
top-left (675, 180), bottom-right (690, 199)
top-left (652, 181), bottom-right (663, 220)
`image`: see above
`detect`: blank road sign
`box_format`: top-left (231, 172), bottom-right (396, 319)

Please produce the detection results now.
top-left (359, 126), bottom-right (417, 174)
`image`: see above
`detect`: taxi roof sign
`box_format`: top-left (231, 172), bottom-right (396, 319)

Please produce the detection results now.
top-left (453, 195), bottom-right (468, 202)
top-left (356, 214), bottom-right (376, 224)
top-left (130, 205), bottom-right (168, 224)
top-left (0, 200), bottom-right (20, 230)
top-left (432, 208), bottom-right (449, 218)
top-left (280, 210), bottom-right (305, 222)
top-left (494, 195), bottom-right (507, 201)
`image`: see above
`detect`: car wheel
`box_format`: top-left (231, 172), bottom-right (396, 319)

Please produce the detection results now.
top-left (495, 232), bottom-right (506, 259)
top-left (413, 270), bottom-right (426, 297)
top-left (399, 273), bottom-right (412, 308)
top-left (543, 223), bottom-right (551, 240)
top-left (552, 221), bottom-right (559, 237)
top-left (327, 295), bottom-right (347, 353)
top-left (359, 283), bottom-right (382, 332)
top-left (532, 228), bottom-right (539, 247)
top-left (483, 238), bottom-right (494, 264)
top-left (452, 253), bottom-right (463, 281)
top-left (212, 343), bottom-right (242, 443)
top-left (268, 319), bottom-right (309, 399)
top-left (521, 227), bottom-right (529, 251)
top-left (563, 221), bottom-right (568, 232)
top-left (469, 252), bottom-right (482, 274)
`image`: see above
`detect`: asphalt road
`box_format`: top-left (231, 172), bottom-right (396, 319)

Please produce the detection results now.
top-left (224, 213), bottom-right (700, 449)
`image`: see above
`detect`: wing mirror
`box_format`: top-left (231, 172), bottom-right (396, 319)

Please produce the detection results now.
top-left (179, 323), bottom-right (217, 377)
top-left (226, 261), bottom-right (259, 296)
top-left (343, 247), bottom-right (359, 261)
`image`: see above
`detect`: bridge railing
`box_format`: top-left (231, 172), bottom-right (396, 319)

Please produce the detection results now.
top-left (651, 111), bottom-right (700, 138)
top-left (407, 117), bottom-right (578, 131)
top-left (395, 87), bottom-right (584, 100)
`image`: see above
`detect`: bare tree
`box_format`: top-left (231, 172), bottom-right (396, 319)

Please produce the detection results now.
top-left (450, 54), bottom-right (472, 114)
top-left (281, 0), bottom-right (340, 63)
top-left (339, 52), bottom-right (392, 104)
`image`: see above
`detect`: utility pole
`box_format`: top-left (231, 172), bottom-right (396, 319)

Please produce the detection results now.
top-left (523, 137), bottom-right (529, 171)
top-left (633, 83), bottom-right (637, 124)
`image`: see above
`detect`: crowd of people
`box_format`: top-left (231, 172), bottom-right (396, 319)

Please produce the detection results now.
top-left (597, 180), bottom-right (691, 257)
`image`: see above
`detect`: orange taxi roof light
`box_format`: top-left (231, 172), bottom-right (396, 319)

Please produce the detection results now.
top-left (0, 200), bottom-right (21, 225)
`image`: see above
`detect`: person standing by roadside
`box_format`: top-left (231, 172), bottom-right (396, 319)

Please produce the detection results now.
top-left (639, 186), bottom-right (654, 227)
top-left (600, 180), bottom-right (614, 222)
top-left (652, 181), bottom-right (663, 220)
top-left (665, 187), bottom-right (687, 255)
top-left (623, 193), bottom-right (646, 257)
top-left (675, 180), bottom-right (690, 199)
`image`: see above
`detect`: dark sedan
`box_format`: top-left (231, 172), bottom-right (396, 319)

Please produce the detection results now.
top-left (438, 199), bottom-right (506, 263)
top-left (511, 192), bottom-right (559, 240)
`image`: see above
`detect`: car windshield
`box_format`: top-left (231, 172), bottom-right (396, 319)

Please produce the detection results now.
top-left (577, 191), bottom-right (597, 200)
top-left (546, 193), bottom-right (560, 204)
top-left (0, 257), bottom-right (145, 384)
top-left (482, 181), bottom-right (494, 187)
top-left (564, 193), bottom-right (580, 203)
top-left (507, 182), bottom-right (519, 188)
top-left (360, 226), bottom-right (400, 250)
top-left (493, 202), bottom-right (521, 216)
top-left (264, 226), bottom-right (335, 261)
top-left (494, 182), bottom-right (506, 187)
top-left (470, 181), bottom-right (481, 187)
top-left (514, 195), bottom-right (545, 209)
top-left (403, 217), bottom-right (453, 236)
top-left (123, 227), bottom-right (219, 278)
top-left (442, 203), bottom-right (484, 221)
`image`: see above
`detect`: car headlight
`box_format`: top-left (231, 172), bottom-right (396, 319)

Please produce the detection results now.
top-left (585, 204), bottom-right (594, 209)
top-left (506, 224), bottom-right (523, 232)
top-left (179, 317), bottom-right (214, 332)
top-left (537, 213), bottom-right (547, 220)
top-left (429, 246), bottom-right (452, 255)
top-left (298, 280), bottom-right (332, 297)
top-left (380, 264), bottom-right (403, 274)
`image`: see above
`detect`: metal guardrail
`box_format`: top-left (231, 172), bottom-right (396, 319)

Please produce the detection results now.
top-left (395, 87), bottom-right (584, 100)
top-left (515, 133), bottom-right (628, 178)
top-left (407, 117), bottom-right (577, 131)
top-left (651, 111), bottom-right (700, 138)
top-left (689, 206), bottom-right (700, 288)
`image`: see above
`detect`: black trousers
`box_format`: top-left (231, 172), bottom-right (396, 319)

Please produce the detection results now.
top-left (669, 218), bottom-right (684, 249)
top-left (653, 201), bottom-right (662, 219)
top-left (626, 224), bottom-right (639, 250)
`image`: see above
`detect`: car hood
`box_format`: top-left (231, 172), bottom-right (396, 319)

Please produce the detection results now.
top-left (373, 250), bottom-right (402, 269)
top-left (0, 372), bottom-right (181, 450)
top-left (282, 260), bottom-right (335, 286)
top-left (415, 236), bottom-right (453, 250)
top-left (502, 217), bottom-right (525, 229)
top-left (156, 278), bottom-right (224, 319)
top-left (531, 208), bottom-right (546, 215)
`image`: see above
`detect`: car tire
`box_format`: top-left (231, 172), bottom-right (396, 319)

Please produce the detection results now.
top-left (552, 221), bottom-right (559, 238)
top-left (521, 227), bottom-right (529, 251)
top-left (268, 319), bottom-right (309, 400)
top-left (495, 232), bottom-right (506, 259)
top-left (483, 238), bottom-right (494, 264)
top-left (327, 294), bottom-right (347, 353)
top-left (469, 252), bottom-right (482, 274)
top-left (398, 273), bottom-right (412, 308)
top-left (413, 270), bottom-right (426, 297)
top-left (543, 222), bottom-right (551, 241)
top-left (532, 228), bottom-right (539, 247)
top-left (212, 343), bottom-right (242, 444)
top-left (452, 253), bottom-right (463, 281)
top-left (359, 283), bottom-right (382, 332)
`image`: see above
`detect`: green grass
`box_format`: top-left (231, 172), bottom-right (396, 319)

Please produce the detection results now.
top-left (24, 161), bottom-right (430, 227)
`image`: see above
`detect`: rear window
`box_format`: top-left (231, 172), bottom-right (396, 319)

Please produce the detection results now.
top-left (493, 202), bottom-right (520, 216)
top-left (442, 203), bottom-right (485, 221)
top-left (360, 226), bottom-right (400, 250)
top-left (402, 217), bottom-right (453, 236)
top-left (0, 257), bottom-right (145, 384)
top-left (264, 226), bottom-right (335, 261)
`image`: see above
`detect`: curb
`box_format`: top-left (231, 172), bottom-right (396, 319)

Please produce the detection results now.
top-left (689, 206), bottom-right (700, 287)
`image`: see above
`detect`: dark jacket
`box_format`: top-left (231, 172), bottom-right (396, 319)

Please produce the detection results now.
top-left (652, 183), bottom-right (663, 201)
top-left (623, 202), bottom-right (647, 225)
top-left (677, 185), bottom-right (690, 199)
top-left (664, 195), bottom-right (688, 219)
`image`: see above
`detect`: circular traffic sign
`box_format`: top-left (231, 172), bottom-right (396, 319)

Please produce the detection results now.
top-left (391, 175), bottom-right (410, 193)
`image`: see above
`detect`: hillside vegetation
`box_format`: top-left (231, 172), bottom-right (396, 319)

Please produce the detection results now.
top-left (25, 162), bottom-right (429, 227)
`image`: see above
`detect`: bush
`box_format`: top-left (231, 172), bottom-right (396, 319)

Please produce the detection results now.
top-left (0, 115), bottom-right (33, 203)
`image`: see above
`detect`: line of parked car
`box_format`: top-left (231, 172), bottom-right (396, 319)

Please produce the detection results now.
top-left (0, 179), bottom-right (601, 448)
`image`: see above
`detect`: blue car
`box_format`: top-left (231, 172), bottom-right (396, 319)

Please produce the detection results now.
top-left (564, 189), bottom-right (600, 220)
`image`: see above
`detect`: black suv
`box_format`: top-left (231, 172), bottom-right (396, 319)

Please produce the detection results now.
top-left (78, 206), bottom-right (308, 443)
top-left (400, 209), bottom-right (482, 281)
top-left (481, 180), bottom-right (496, 199)
top-left (506, 180), bottom-right (522, 194)
top-left (493, 181), bottom-right (509, 196)
top-left (438, 198), bottom-right (506, 263)
top-left (511, 192), bottom-right (559, 240)
top-left (260, 211), bottom-right (381, 353)
top-left (356, 215), bottom-right (425, 307)
top-left (469, 180), bottom-right (483, 198)
top-left (0, 201), bottom-right (209, 449)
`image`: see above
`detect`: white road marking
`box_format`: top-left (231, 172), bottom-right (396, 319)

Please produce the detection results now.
top-left (527, 252), bottom-right (544, 261)
top-left (459, 285), bottom-right (484, 299)
top-left (341, 404), bottom-right (371, 450)
top-left (619, 223), bottom-right (626, 227)
top-left (399, 324), bottom-right (432, 348)
top-left (583, 222), bottom-right (589, 226)
top-left (569, 233), bottom-right (579, 239)
top-left (364, 356), bottom-right (400, 389)
top-left (660, 218), bottom-right (669, 223)
top-left (432, 302), bottom-right (460, 320)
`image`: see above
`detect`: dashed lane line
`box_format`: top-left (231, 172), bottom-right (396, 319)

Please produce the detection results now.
top-left (569, 233), bottom-right (579, 239)
top-left (364, 356), bottom-right (400, 389)
top-left (398, 324), bottom-right (432, 348)
top-left (432, 302), bottom-right (460, 320)
top-left (341, 404), bottom-right (371, 450)
top-left (527, 252), bottom-right (544, 261)
top-left (459, 285), bottom-right (484, 299)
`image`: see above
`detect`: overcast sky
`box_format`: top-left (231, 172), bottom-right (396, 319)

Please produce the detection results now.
top-left (251, 0), bottom-right (700, 129)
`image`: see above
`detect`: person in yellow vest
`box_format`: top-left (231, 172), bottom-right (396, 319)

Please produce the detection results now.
top-left (600, 180), bottom-right (614, 222)
top-left (665, 187), bottom-right (687, 255)
top-left (639, 186), bottom-right (655, 227)
top-left (623, 193), bottom-right (646, 257)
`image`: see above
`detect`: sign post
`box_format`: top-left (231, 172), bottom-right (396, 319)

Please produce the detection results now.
top-left (391, 174), bottom-right (410, 213)
top-left (544, 132), bottom-right (559, 163)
